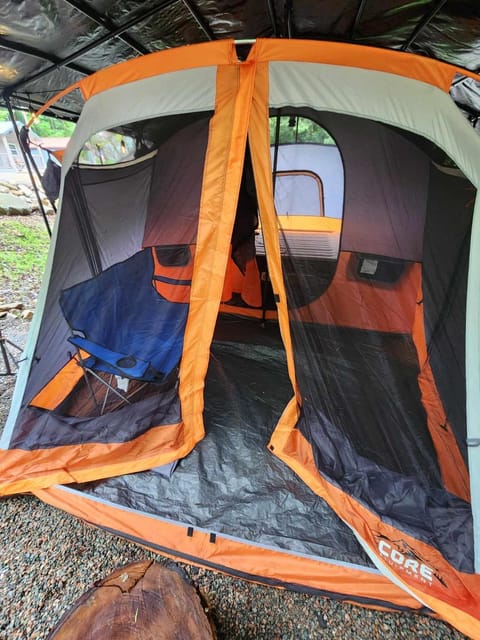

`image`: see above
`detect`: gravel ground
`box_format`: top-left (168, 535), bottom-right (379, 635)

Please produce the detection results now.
top-left (0, 217), bottom-right (470, 639)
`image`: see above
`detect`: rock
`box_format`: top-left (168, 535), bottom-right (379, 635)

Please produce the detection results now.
top-left (18, 185), bottom-right (33, 197)
top-left (0, 303), bottom-right (24, 312)
top-left (0, 179), bottom-right (53, 216)
top-left (6, 312), bottom-right (18, 320)
top-left (0, 192), bottom-right (31, 215)
top-left (21, 310), bottom-right (34, 320)
top-left (7, 206), bottom-right (31, 216)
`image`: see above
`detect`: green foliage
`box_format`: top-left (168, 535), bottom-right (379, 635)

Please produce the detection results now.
top-left (0, 107), bottom-right (75, 137)
top-left (0, 218), bottom-right (50, 302)
top-left (269, 116), bottom-right (335, 145)
top-left (31, 115), bottom-right (75, 138)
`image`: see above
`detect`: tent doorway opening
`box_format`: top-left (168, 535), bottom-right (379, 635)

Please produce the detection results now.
top-left (72, 112), bottom-right (372, 571)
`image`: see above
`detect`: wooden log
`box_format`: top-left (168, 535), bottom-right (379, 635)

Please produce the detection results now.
top-left (46, 560), bottom-right (216, 639)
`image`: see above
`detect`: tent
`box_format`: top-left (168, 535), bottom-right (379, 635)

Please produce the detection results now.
top-left (1, 39), bottom-right (480, 637)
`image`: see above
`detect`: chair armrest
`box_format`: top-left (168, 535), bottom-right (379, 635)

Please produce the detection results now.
top-left (68, 335), bottom-right (153, 380)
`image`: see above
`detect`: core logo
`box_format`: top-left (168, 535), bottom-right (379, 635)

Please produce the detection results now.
top-left (378, 539), bottom-right (433, 583)
top-left (374, 535), bottom-right (446, 588)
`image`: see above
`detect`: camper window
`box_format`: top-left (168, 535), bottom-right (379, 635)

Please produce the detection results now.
top-left (274, 170), bottom-right (325, 217)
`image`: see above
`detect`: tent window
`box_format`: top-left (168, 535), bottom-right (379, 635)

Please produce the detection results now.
top-left (268, 112), bottom-right (344, 306)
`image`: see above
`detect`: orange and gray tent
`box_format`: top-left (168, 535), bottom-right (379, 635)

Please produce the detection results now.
top-left (1, 40), bottom-right (480, 637)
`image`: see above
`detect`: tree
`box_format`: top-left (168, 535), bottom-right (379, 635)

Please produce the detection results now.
top-left (0, 107), bottom-right (75, 137)
top-left (269, 115), bottom-right (335, 145)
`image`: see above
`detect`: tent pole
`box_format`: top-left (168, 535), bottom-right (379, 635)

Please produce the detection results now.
top-left (267, 0), bottom-right (279, 37)
top-left (350, 0), bottom-right (368, 40)
top-left (61, 0), bottom-right (149, 55)
top-left (284, 0), bottom-right (295, 38)
top-left (4, 97), bottom-right (52, 237)
top-left (466, 197), bottom-right (480, 573)
top-left (401, 0), bottom-right (448, 51)
top-left (5, 94), bottom-right (79, 120)
top-left (0, 35), bottom-right (90, 77)
top-left (181, 0), bottom-right (215, 40)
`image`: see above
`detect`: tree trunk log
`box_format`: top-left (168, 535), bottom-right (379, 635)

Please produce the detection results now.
top-left (47, 560), bottom-right (215, 639)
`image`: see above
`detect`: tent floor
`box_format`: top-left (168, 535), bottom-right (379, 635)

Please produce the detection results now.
top-left (76, 313), bottom-right (445, 564)
top-left (78, 314), bottom-right (372, 568)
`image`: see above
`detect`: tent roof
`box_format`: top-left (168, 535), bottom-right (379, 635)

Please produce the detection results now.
top-left (0, 1), bottom-right (479, 125)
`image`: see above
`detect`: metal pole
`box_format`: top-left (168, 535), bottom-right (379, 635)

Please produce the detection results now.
top-left (267, 0), bottom-right (279, 37)
top-left (6, 0), bottom-right (179, 95)
top-left (181, 0), bottom-right (215, 40)
top-left (4, 97), bottom-right (52, 237)
top-left (401, 0), bottom-right (448, 51)
top-left (62, 0), bottom-right (149, 55)
top-left (350, 0), bottom-right (368, 40)
top-left (24, 137), bottom-right (57, 214)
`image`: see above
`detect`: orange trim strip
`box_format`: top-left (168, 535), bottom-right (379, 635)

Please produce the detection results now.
top-left (412, 281), bottom-right (470, 501)
top-left (28, 42), bottom-right (236, 124)
top-left (252, 39), bottom-right (480, 92)
top-left (269, 409), bottom-right (480, 639)
top-left (179, 61), bottom-right (257, 444)
top-left (0, 421), bottom-right (187, 496)
top-left (249, 60), bottom-right (298, 400)
top-left (79, 40), bottom-right (237, 101)
top-left (35, 484), bottom-right (424, 610)
top-left (27, 81), bottom-right (82, 127)
top-left (29, 39), bottom-right (480, 125)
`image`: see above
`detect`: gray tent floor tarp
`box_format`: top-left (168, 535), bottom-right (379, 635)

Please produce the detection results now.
top-left (73, 315), bottom-right (373, 570)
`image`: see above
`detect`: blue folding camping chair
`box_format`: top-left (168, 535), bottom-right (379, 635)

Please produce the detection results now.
top-left (60, 247), bottom-right (191, 414)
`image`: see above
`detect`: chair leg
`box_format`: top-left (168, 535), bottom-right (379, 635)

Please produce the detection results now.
top-left (100, 374), bottom-right (114, 415)
top-left (85, 367), bottom-right (132, 406)
top-left (0, 331), bottom-right (23, 376)
top-left (77, 358), bottom-right (100, 412)
top-left (73, 348), bottom-right (131, 414)
top-left (72, 347), bottom-right (159, 416)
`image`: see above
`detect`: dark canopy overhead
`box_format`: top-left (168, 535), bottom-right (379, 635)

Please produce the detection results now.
top-left (0, 1), bottom-right (479, 126)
